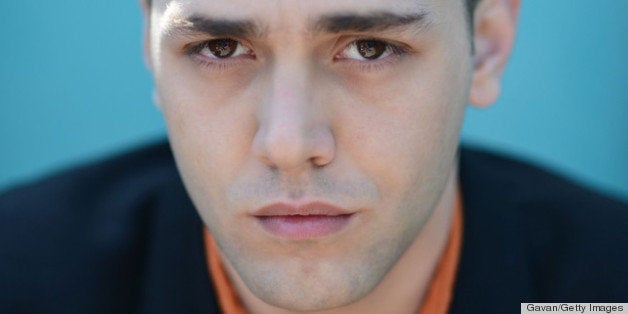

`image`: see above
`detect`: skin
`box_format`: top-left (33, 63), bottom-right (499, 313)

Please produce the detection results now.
top-left (142, 0), bottom-right (519, 312)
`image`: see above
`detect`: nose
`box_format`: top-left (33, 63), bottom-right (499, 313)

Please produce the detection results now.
top-left (252, 62), bottom-right (335, 172)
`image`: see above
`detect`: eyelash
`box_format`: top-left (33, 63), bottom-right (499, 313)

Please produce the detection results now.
top-left (335, 39), bottom-right (410, 71)
top-left (184, 38), bottom-right (409, 72)
top-left (184, 39), bottom-right (255, 71)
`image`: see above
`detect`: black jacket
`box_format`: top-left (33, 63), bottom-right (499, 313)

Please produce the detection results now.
top-left (1, 141), bottom-right (627, 313)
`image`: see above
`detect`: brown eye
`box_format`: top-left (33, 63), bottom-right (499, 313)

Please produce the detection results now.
top-left (356, 40), bottom-right (387, 60)
top-left (205, 39), bottom-right (239, 58)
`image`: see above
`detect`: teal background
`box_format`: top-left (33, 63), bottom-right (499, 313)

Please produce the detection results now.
top-left (1, 1), bottom-right (627, 201)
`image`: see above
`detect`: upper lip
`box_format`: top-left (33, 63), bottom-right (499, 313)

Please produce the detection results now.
top-left (253, 201), bottom-right (353, 216)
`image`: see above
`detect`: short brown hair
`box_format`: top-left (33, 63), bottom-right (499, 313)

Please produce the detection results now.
top-left (146, 0), bottom-right (480, 21)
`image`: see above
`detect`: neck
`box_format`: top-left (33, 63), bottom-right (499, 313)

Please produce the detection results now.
top-left (222, 168), bottom-right (460, 314)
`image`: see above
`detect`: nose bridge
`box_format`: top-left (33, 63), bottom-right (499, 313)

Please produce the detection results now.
top-left (261, 59), bottom-right (312, 165)
top-left (269, 59), bottom-right (311, 126)
top-left (254, 57), bottom-right (333, 170)
top-left (264, 26), bottom-right (314, 124)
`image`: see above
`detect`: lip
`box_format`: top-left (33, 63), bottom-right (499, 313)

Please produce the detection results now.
top-left (253, 202), bottom-right (355, 240)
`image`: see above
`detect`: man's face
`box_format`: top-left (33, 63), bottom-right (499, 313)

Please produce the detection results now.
top-left (148, 0), bottom-right (472, 310)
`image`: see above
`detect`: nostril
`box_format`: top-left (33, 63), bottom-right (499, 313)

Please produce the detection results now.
top-left (311, 156), bottom-right (331, 168)
top-left (309, 142), bottom-right (335, 168)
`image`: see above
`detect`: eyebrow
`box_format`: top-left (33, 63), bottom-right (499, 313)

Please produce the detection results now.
top-left (314, 11), bottom-right (430, 34)
top-left (166, 15), bottom-right (262, 39)
top-left (164, 10), bottom-right (430, 39)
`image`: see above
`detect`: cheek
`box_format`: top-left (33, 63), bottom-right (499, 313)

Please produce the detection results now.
top-left (339, 62), bottom-right (467, 198)
top-left (162, 97), bottom-right (250, 180)
top-left (339, 79), bottom-right (466, 254)
top-left (155, 62), bottom-right (260, 222)
top-left (158, 56), bottom-right (259, 165)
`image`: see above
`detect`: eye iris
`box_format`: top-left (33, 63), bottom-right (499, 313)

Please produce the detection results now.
top-left (357, 40), bottom-right (386, 59)
top-left (208, 39), bottom-right (238, 58)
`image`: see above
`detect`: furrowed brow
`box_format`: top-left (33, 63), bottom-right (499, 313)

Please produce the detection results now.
top-left (315, 11), bottom-right (430, 34)
top-left (164, 14), bottom-right (262, 39)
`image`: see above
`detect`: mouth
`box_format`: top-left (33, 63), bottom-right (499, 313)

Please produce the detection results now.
top-left (253, 202), bottom-right (355, 240)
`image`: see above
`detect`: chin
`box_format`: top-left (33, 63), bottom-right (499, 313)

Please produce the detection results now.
top-left (224, 237), bottom-right (404, 312)
top-left (245, 268), bottom-right (372, 312)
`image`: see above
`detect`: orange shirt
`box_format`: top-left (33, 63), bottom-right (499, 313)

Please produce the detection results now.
top-left (203, 194), bottom-right (463, 314)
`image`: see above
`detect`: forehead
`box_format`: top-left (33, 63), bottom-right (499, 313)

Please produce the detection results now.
top-left (152, 0), bottom-right (432, 12)
top-left (151, 0), bottom-right (461, 32)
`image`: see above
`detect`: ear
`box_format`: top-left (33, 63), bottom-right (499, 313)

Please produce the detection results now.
top-left (139, 0), bottom-right (153, 72)
top-left (468, 0), bottom-right (520, 107)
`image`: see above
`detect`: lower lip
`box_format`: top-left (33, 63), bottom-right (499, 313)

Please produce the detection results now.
top-left (256, 214), bottom-right (353, 240)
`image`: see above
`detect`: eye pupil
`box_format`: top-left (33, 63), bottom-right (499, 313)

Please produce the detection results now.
top-left (208, 39), bottom-right (238, 58)
top-left (357, 40), bottom-right (386, 59)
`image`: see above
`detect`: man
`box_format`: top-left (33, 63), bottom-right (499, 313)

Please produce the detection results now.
top-left (1, 0), bottom-right (626, 313)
